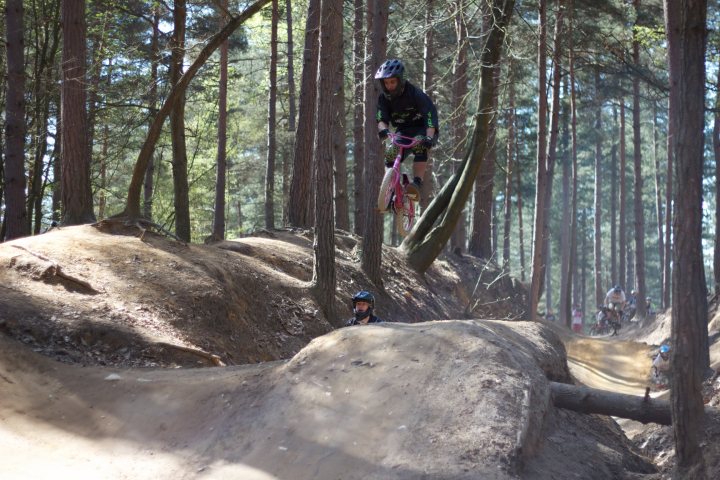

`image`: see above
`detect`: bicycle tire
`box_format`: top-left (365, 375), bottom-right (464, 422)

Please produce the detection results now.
top-left (395, 197), bottom-right (415, 237)
top-left (377, 168), bottom-right (397, 212)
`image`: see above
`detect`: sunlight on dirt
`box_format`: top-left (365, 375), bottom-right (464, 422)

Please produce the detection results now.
top-left (565, 335), bottom-right (653, 396)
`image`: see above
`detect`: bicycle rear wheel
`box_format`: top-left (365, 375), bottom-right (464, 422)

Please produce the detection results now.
top-left (377, 168), bottom-right (397, 212)
top-left (395, 196), bottom-right (415, 237)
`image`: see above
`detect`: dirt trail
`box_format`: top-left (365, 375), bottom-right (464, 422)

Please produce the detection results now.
top-left (565, 335), bottom-right (654, 395)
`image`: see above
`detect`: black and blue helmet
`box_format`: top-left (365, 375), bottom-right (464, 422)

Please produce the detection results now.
top-left (374, 59), bottom-right (406, 98)
top-left (352, 290), bottom-right (375, 309)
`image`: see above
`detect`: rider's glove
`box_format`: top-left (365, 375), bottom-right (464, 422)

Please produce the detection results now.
top-left (378, 128), bottom-right (390, 140)
top-left (421, 135), bottom-right (434, 149)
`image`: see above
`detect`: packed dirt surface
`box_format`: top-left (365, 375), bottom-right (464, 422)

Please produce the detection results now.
top-left (1, 225), bottom-right (720, 479)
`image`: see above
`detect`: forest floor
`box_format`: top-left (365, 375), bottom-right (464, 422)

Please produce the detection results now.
top-left (1, 224), bottom-right (720, 479)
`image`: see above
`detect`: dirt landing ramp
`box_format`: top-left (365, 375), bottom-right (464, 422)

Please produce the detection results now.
top-left (1, 320), bottom-right (654, 479)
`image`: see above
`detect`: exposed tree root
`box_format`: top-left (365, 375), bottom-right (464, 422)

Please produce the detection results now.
top-left (155, 342), bottom-right (226, 367)
top-left (93, 217), bottom-right (186, 244)
top-left (10, 246), bottom-right (99, 294)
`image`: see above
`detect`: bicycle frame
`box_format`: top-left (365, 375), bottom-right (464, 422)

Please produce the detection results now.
top-left (377, 132), bottom-right (423, 236)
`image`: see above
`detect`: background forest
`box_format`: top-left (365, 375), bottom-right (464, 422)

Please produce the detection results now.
top-left (1, 0), bottom-right (719, 322)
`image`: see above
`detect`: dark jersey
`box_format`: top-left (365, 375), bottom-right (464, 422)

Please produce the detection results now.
top-left (345, 314), bottom-right (384, 326)
top-left (376, 81), bottom-right (439, 133)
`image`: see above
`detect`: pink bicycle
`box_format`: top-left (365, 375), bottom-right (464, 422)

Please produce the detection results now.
top-left (376, 132), bottom-right (423, 236)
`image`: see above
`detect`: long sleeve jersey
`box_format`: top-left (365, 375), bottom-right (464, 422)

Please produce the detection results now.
top-left (376, 81), bottom-right (439, 133)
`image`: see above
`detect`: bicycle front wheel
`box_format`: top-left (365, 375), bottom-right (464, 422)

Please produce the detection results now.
top-left (377, 168), bottom-right (397, 212)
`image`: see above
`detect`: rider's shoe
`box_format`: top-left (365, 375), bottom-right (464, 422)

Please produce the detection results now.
top-left (405, 177), bottom-right (422, 200)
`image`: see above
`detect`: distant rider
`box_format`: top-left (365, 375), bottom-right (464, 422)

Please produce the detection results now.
top-left (651, 344), bottom-right (671, 388)
top-left (346, 291), bottom-right (384, 326)
top-left (604, 285), bottom-right (627, 311)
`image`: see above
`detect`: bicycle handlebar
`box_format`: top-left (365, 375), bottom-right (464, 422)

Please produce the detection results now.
top-left (387, 131), bottom-right (424, 149)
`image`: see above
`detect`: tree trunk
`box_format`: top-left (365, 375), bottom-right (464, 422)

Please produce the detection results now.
top-left (502, 65), bottom-right (516, 271)
top-left (593, 68), bottom-right (603, 305)
top-left (569, 0), bottom-right (579, 309)
top-left (311, 0), bottom-right (342, 321)
top-left (551, 382), bottom-right (674, 425)
top-left (3, 0), bottom-right (29, 239)
top-left (170, 0), bottom-right (190, 241)
top-left (288, 0), bottom-right (320, 228)
top-left (516, 147), bottom-right (527, 282)
top-left (610, 113), bottom-right (618, 284)
top-left (631, 0), bottom-right (647, 318)
top-left (420, 0), bottom-right (436, 211)
top-left (469, 43), bottom-right (498, 259)
top-left (529, 0), bottom-right (548, 321)
top-left (714, 64), bottom-right (720, 295)
top-left (450, 0), bottom-right (469, 252)
top-left (123, 0), bottom-right (271, 220)
top-left (334, 56), bottom-right (350, 231)
top-left (28, 0), bottom-right (60, 235)
top-left (619, 97), bottom-right (627, 294)
top-left (264, 0), bottom-right (278, 230)
top-left (541, 3), bottom-right (564, 314)
top-left (652, 104), bottom-right (665, 301)
top-left (283, 0), bottom-right (297, 226)
top-left (143, 7), bottom-right (160, 220)
top-left (61, 0), bottom-right (96, 226)
top-left (360, 0), bottom-right (388, 285)
top-left (212, 0), bottom-right (230, 240)
top-left (663, 97), bottom-right (673, 310)
top-left (559, 79), bottom-right (571, 327)
top-left (401, 0), bottom-right (515, 274)
top-left (665, 0), bottom-right (710, 474)
top-left (351, 0), bottom-right (365, 234)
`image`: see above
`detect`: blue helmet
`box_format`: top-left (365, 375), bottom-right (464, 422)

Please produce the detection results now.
top-left (660, 345), bottom-right (670, 354)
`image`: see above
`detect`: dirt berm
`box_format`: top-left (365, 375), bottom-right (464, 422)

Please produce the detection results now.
top-left (1, 319), bottom-right (655, 479)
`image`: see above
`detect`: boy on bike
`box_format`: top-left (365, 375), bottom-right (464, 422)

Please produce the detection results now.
top-left (345, 291), bottom-right (384, 326)
top-left (374, 59), bottom-right (439, 200)
top-left (651, 344), bottom-right (671, 389)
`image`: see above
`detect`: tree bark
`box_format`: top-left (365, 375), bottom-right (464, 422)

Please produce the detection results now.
top-left (401, 0), bottom-right (515, 274)
top-left (569, 0), bottom-right (579, 309)
top-left (619, 97), bottom-right (627, 293)
top-left (420, 0), bottom-right (436, 211)
top-left (311, 0), bottom-right (342, 321)
top-left (652, 104), bottom-right (665, 302)
top-left (287, 0), bottom-right (320, 228)
top-left (631, 0), bottom-right (647, 318)
top-left (143, 7), bottom-right (160, 220)
top-left (665, 0), bottom-right (710, 474)
top-left (541, 2), bottom-right (564, 314)
top-left (264, 0), bottom-right (278, 230)
top-left (593, 68), bottom-right (603, 305)
top-left (360, 0), bottom-right (388, 285)
top-left (502, 65), bottom-right (516, 271)
top-left (3, 0), bottom-right (29, 239)
top-left (334, 55), bottom-right (350, 231)
top-left (61, 0), bottom-right (96, 226)
top-left (559, 79), bottom-right (571, 327)
top-left (351, 0), bottom-right (365, 235)
top-left (529, 0), bottom-right (548, 321)
top-left (123, 0), bottom-right (271, 220)
top-left (663, 97), bottom-right (673, 310)
top-left (212, 0), bottom-right (230, 240)
top-left (282, 0), bottom-right (297, 226)
top-left (450, 0), bottom-right (469, 252)
top-left (170, 0), bottom-right (190, 241)
top-left (713, 63), bottom-right (720, 295)
top-left (551, 382), bottom-right (672, 425)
